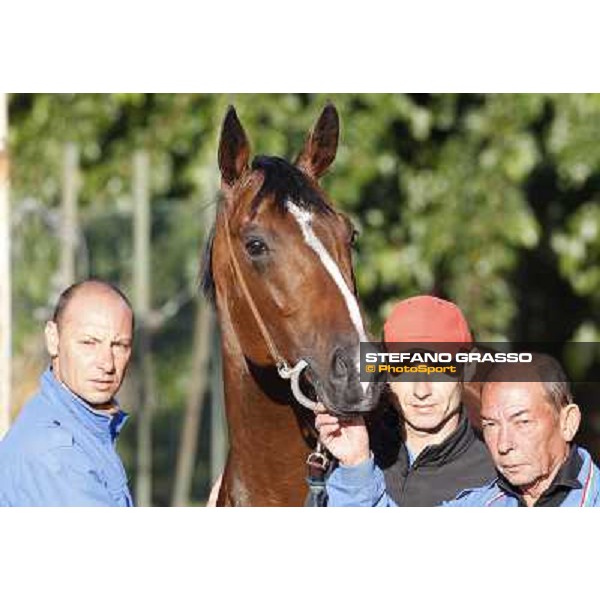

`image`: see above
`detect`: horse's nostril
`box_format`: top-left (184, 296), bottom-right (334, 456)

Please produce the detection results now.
top-left (331, 351), bottom-right (348, 380)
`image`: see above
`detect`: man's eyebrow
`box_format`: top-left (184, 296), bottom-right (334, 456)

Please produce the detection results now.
top-left (481, 408), bottom-right (531, 421)
top-left (80, 333), bottom-right (102, 341)
top-left (508, 409), bottom-right (530, 420)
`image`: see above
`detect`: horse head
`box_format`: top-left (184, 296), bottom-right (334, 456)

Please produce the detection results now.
top-left (205, 103), bottom-right (380, 418)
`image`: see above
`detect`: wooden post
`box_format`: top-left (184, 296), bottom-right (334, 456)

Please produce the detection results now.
top-left (132, 151), bottom-right (155, 507)
top-left (0, 94), bottom-right (11, 439)
top-left (171, 171), bottom-right (221, 506)
top-left (59, 143), bottom-right (79, 288)
top-left (171, 300), bottom-right (214, 506)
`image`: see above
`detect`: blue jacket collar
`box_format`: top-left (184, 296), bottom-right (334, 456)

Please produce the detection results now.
top-left (41, 367), bottom-right (128, 442)
top-left (482, 446), bottom-right (600, 507)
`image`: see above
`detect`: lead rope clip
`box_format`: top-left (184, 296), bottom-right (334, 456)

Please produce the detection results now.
top-left (306, 441), bottom-right (330, 473)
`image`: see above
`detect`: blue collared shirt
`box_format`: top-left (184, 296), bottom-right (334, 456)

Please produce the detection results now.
top-left (0, 368), bottom-right (133, 507)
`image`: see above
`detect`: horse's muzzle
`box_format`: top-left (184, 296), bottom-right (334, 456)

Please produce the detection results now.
top-left (309, 346), bottom-right (383, 417)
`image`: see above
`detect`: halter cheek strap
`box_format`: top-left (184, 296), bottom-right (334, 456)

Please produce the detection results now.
top-left (222, 210), bottom-right (332, 506)
top-left (222, 213), bottom-right (318, 412)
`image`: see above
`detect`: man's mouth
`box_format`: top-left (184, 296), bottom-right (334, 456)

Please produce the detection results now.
top-left (411, 404), bottom-right (437, 411)
top-left (91, 380), bottom-right (114, 387)
top-left (501, 464), bottom-right (523, 472)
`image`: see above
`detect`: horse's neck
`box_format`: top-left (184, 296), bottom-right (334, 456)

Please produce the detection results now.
top-left (220, 345), bottom-right (313, 507)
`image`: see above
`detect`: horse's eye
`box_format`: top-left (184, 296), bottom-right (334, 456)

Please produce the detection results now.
top-left (245, 238), bottom-right (269, 258)
top-left (350, 228), bottom-right (360, 247)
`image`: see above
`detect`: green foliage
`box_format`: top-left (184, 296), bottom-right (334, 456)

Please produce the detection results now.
top-left (10, 91), bottom-right (600, 357)
top-left (553, 202), bottom-right (600, 297)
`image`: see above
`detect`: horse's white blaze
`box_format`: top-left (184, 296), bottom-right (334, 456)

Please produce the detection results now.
top-left (287, 202), bottom-right (369, 394)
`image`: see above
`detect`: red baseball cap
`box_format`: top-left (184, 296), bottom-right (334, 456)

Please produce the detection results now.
top-left (383, 295), bottom-right (473, 346)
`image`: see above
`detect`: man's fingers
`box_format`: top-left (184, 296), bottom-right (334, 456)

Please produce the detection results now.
top-left (339, 415), bottom-right (366, 428)
top-left (318, 422), bottom-right (342, 439)
top-left (315, 413), bottom-right (340, 428)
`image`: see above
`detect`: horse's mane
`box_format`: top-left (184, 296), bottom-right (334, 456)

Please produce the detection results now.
top-left (201, 155), bottom-right (334, 305)
top-left (201, 226), bottom-right (217, 305)
top-left (250, 156), bottom-right (333, 215)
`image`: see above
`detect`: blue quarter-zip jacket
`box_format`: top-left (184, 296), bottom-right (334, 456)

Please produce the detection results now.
top-left (0, 368), bottom-right (133, 507)
top-left (327, 446), bottom-right (600, 507)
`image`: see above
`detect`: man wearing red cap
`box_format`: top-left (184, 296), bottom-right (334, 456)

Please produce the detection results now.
top-left (317, 295), bottom-right (495, 506)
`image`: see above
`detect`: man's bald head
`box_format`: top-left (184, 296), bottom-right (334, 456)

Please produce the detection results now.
top-left (52, 279), bottom-right (134, 330)
top-left (46, 279), bottom-right (135, 407)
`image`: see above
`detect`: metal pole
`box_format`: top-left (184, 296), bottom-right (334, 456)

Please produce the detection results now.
top-left (133, 150), bottom-right (155, 507)
top-left (60, 143), bottom-right (79, 288)
top-left (0, 94), bottom-right (11, 439)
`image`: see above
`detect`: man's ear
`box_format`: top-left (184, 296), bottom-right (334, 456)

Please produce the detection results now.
top-left (45, 321), bottom-right (59, 358)
top-left (560, 403), bottom-right (581, 442)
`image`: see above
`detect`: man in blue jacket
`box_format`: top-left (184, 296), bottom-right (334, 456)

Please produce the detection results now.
top-left (318, 295), bottom-right (495, 506)
top-left (321, 353), bottom-right (600, 506)
top-left (0, 279), bottom-right (134, 506)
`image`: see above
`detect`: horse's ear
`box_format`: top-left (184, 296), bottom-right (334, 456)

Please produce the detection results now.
top-left (295, 103), bottom-right (339, 180)
top-left (218, 106), bottom-right (250, 187)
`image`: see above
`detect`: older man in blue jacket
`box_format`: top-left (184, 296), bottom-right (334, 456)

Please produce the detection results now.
top-left (321, 354), bottom-right (600, 507)
top-left (0, 279), bottom-right (134, 506)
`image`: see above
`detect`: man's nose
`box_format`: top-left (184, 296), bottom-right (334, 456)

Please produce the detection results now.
top-left (496, 424), bottom-right (514, 455)
top-left (97, 344), bottom-right (116, 372)
top-left (413, 378), bottom-right (432, 400)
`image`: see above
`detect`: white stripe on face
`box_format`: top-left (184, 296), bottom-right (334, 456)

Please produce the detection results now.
top-left (286, 202), bottom-right (369, 394)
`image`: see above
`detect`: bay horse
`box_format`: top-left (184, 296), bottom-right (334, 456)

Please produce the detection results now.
top-left (202, 103), bottom-right (381, 506)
